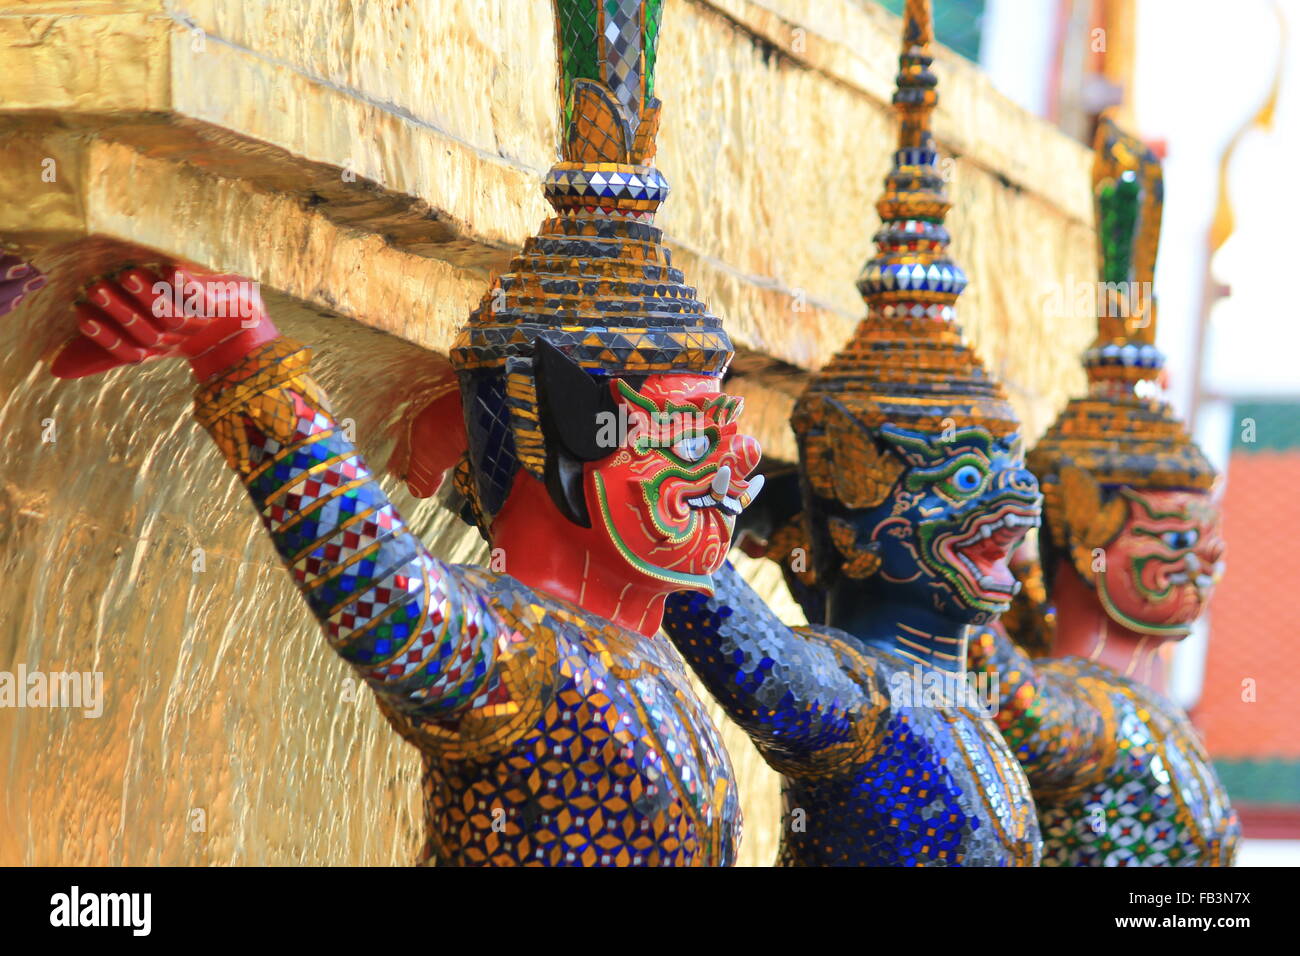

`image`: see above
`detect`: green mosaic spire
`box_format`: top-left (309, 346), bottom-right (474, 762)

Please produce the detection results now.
top-left (1096, 165), bottom-right (1141, 286)
top-left (1089, 110), bottom-right (1164, 361)
top-left (553, 0), bottom-right (664, 151)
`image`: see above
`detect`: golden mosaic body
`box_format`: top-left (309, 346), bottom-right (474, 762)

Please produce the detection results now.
top-left (971, 627), bottom-right (1238, 866)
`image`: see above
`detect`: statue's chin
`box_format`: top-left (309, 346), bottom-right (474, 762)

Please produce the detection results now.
top-left (1097, 573), bottom-right (1198, 639)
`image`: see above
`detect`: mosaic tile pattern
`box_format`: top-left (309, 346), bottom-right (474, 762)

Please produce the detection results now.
top-left (791, 0), bottom-right (1019, 456)
top-left (969, 625), bottom-right (1240, 866)
top-left (664, 564), bottom-right (1041, 866)
top-left (555, 0), bottom-right (662, 135)
top-left (194, 339), bottom-right (741, 865)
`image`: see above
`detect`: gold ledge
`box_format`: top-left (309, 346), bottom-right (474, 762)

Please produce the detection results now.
top-left (0, 0), bottom-right (1095, 428)
top-left (695, 0), bottom-right (1094, 225)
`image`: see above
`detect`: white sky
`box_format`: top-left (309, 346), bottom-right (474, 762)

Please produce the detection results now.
top-left (985, 0), bottom-right (1300, 414)
top-left (981, 1), bottom-right (1299, 730)
top-left (1133, 0), bottom-right (1299, 408)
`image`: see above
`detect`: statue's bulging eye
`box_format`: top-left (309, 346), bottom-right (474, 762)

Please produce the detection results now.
top-left (1161, 529), bottom-right (1199, 550)
top-left (951, 465), bottom-right (983, 494)
top-left (672, 434), bottom-right (711, 463)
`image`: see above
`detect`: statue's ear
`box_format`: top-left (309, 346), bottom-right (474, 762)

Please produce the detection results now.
top-left (533, 338), bottom-right (619, 462)
top-left (827, 401), bottom-right (904, 509)
top-left (545, 446), bottom-right (591, 528)
top-left (392, 383), bottom-right (464, 498)
top-left (1061, 464), bottom-right (1127, 549)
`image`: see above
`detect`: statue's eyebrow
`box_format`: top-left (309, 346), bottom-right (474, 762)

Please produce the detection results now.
top-left (616, 380), bottom-right (740, 422)
top-left (1119, 488), bottom-right (1191, 523)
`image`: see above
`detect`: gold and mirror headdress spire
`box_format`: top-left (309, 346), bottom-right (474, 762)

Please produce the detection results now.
top-left (793, 0), bottom-right (1019, 471)
top-left (449, 1), bottom-right (734, 526)
top-left (1028, 111), bottom-right (1216, 578)
top-left (1084, 109), bottom-right (1165, 391)
top-left (1029, 111), bottom-right (1216, 502)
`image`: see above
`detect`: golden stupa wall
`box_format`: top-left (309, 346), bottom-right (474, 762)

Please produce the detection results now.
top-left (0, 0), bottom-right (1097, 866)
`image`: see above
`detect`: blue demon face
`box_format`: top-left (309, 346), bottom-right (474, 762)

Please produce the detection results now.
top-left (841, 424), bottom-right (1043, 625)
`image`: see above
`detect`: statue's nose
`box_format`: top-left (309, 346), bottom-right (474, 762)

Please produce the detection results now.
top-left (993, 464), bottom-right (1040, 497)
top-left (719, 432), bottom-right (762, 479)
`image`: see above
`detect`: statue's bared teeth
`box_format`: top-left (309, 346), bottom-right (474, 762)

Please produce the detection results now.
top-left (710, 465), bottom-right (731, 500)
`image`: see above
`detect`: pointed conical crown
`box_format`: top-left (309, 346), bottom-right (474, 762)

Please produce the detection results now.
top-left (792, 0), bottom-right (1018, 484)
top-left (449, 0), bottom-right (733, 526)
top-left (451, 0), bottom-right (731, 382)
top-left (1028, 110), bottom-right (1216, 502)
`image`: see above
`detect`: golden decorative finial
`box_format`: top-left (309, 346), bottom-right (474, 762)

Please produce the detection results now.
top-left (791, 0), bottom-right (1019, 537)
top-left (1088, 108), bottom-right (1164, 388)
top-left (896, 0), bottom-right (938, 150)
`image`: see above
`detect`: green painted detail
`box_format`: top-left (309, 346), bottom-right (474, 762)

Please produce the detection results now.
top-left (639, 456), bottom-right (720, 540)
top-left (615, 378), bottom-right (686, 417)
top-left (636, 427), bottom-right (719, 467)
top-left (1231, 401), bottom-right (1300, 453)
top-left (905, 450), bottom-right (989, 495)
top-left (883, 423), bottom-right (996, 464)
top-left (1097, 173), bottom-right (1141, 286)
top-left (1121, 486), bottom-right (1183, 522)
top-left (1095, 572), bottom-right (1190, 638)
top-left (644, 0), bottom-right (663, 97)
top-left (1214, 759), bottom-right (1300, 806)
top-left (556, 0), bottom-right (602, 131)
top-left (917, 515), bottom-right (1011, 615)
top-left (1130, 555), bottom-right (1175, 602)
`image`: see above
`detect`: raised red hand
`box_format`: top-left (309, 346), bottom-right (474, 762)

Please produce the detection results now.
top-left (392, 387), bottom-right (466, 498)
top-left (50, 265), bottom-right (279, 382)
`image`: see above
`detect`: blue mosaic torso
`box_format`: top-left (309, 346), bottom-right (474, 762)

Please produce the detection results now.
top-left (778, 648), bottom-right (1040, 866)
top-left (663, 564), bottom-right (1040, 865)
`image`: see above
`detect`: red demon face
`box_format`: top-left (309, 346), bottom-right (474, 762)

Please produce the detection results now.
top-left (586, 374), bottom-right (762, 593)
top-left (1096, 488), bottom-right (1225, 638)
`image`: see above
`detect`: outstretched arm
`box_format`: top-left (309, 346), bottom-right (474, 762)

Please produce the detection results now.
top-left (54, 266), bottom-right (514, 723)
top-left (967, 623), bottom-right (1110, 794)
top-left (663, 561), bottom-right (885, 772)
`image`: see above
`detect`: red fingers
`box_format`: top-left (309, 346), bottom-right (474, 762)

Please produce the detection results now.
top-left (115, 267), bottom-right (187, 334)
top-left (120, 266), bottom-right (213, 334)
top-left (74, 301), bottom-right (152, 366)
top-left (48, 262), bottom-right (281, 383)
top-left (84, 279), bottom-right (169, 349)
